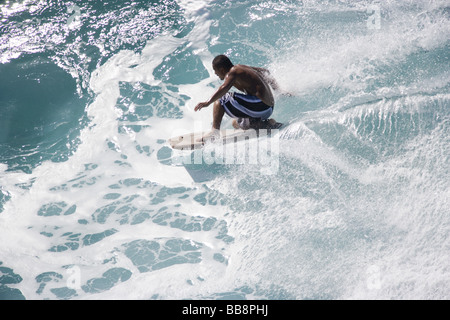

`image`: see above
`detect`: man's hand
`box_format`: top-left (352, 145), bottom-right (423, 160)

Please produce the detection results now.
top-left (194, 102), bottom-right (210, 112)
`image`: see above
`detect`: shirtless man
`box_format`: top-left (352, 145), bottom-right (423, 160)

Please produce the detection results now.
top-left (194, 55), bottom-right (281, 141)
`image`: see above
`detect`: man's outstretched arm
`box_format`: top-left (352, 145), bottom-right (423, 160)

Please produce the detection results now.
top-left (195, 70), bottom-right (236, 112)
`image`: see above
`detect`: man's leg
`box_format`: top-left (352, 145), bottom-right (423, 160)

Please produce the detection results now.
top-left (197, 100), bottom-right (224, 142)
top-left (212, 100), bottom-right (225, 130)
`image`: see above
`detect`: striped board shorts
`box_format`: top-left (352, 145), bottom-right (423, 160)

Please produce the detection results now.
top-left (220, 92), bottom-right (273, 121)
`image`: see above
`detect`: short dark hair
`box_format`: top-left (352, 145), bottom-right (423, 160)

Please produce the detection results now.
top-left (212, 55), bottom-right (233, 70)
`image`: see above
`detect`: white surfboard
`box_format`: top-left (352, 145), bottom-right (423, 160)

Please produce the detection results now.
top-left (169, 125), bottom-right (283, 151)
top-left (168, 129), bottom-right (252, 150)
top-left (168, 121), bottom-right (283, 150)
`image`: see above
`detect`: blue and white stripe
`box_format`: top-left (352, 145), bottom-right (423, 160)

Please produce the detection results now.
top-left (220, 92), bottom-right (273, 120)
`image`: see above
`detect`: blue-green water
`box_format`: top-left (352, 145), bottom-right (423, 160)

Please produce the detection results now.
top-left (1, 0), bottom-right (449, 300)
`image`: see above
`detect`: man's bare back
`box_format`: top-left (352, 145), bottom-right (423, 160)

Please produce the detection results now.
top-left (226, 64), bottom-right (275, 107)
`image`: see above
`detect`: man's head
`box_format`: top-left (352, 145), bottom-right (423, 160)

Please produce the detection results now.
top-left (212, 55), bottom-right (233, 80)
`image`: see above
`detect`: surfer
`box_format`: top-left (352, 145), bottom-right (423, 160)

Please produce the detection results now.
top-left (194, 55), bottom-right (282, 141)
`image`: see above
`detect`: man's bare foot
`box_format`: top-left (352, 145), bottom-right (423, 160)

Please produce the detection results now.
top-left (232, 118), bottom-right (251, 130)
top-left (196, 129), bottom-right (220, 142)
top-left (267, 118), bottom-right (277, 127)
top-left (249, 118), bottom-right (282, 129)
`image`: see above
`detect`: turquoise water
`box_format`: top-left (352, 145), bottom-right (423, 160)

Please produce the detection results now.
top-left (1, 0), bottom-right (449, 300)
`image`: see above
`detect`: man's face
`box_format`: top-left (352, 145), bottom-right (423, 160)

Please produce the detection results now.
top-left (213, 66), bottom-right (226, 80)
